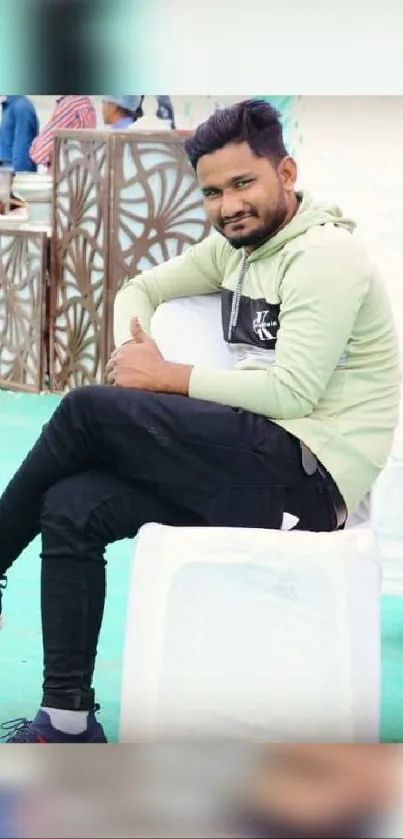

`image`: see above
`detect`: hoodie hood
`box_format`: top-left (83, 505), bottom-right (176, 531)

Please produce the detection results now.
top-left (247, 191), bottom-right (356, 262)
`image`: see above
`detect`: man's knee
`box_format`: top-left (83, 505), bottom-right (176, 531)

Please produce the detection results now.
top-left (40, 470), bottom-right (133, 554)
top-left (60, 385), bottom-right (111, 417)
top-left (41, 474), bottom-right (92, 546)
top-left (59, 384), bottom-right (157, 426)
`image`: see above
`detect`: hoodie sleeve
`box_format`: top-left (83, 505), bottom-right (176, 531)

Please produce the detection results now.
top-left (113, 235), bottom-right (224, 347)
top-left (189, 241), bottom-right (371, 419)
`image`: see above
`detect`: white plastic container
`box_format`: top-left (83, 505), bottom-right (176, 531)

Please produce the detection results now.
top-left (12, 172), bottom-right (53, 225)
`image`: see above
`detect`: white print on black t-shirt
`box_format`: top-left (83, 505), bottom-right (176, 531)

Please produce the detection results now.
top-left (252, 310), bottom-right (278, 342)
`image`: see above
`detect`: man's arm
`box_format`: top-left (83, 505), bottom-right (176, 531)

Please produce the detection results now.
top-left (113, 234), bottom-right (225, 346)
top-left (188, 242), bottom-right (371, 419)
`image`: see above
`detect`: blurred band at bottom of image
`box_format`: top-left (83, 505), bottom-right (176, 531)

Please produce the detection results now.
top-left (0, 743), bottom-right (402, 838)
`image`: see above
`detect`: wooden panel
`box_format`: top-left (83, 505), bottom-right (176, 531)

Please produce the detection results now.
top-left (0, 228), bottom-right (47, 392)
top-left (49, 131), bottom-right (111, 391)
top-left (49, 129), bottom-right (209, 387)
top-left (106, 131), bottom-right (210, 358)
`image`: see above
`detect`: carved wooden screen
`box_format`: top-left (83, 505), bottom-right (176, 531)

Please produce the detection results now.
top-left (50, 130), bottom-right (111, 391)
top-left (51, 129), bottom-right (209, 390)
top-left (0, 227), bottom-right (47, 392)
top-left (106, 131), bottom-right (210, 358)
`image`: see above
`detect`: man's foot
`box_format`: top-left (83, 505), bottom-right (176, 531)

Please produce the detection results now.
top-left (0, 708), bottom-right (107, 743)
top-left (0, 575), bottom-right (6, 630)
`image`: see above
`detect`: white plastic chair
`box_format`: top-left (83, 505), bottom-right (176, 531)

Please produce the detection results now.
top-left (120, 525), bottom-right (381, 743)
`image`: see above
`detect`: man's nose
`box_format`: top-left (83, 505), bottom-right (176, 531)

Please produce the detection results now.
top-left (221, 190), bottom-right (245, 220)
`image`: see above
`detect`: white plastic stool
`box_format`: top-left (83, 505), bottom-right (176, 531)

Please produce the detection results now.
top-left (120, 524), bottom-right (381, 743)
top-left (346, 492), bottom-right (372, 529)
top-left (371, 438), bottom-right (403, 593)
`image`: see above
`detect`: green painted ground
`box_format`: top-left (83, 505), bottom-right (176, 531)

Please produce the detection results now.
top-left (0, 390), bottom-right (402, 742)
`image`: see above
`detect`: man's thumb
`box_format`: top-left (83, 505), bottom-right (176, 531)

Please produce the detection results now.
top-left (130, 317), bottom-right (146, 342)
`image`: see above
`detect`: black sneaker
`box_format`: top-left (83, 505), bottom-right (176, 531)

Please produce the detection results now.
top-left (0, 708), bottom-right (107, 743)
top-left (0, 575), bottom-right (6, 630)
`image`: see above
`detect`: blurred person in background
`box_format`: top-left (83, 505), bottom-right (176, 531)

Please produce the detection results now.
top-left (133, 95), bottom-right (176, 127)
top-left (29, 95), bottom-right (96, 169)
top-left (156, 95), bottom-right (176, 128)
top-left (0, 96), bottom-right (39, 173)
top-left (101, 95), bottom-right (142, 128)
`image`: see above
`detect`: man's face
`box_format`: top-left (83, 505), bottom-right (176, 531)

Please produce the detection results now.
top-left (196, 141), bottom-right (296, 250)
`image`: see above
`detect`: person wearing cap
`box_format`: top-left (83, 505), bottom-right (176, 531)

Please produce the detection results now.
top-left (102, 96), bottom-right (142, 129)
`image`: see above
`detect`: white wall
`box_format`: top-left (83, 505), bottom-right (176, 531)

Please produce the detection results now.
top-left (293, 96), bottom-right (403, 593)
top-left (293, 97), bottom-right (403, 361)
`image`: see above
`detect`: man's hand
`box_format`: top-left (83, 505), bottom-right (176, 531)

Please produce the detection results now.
top-left (105, 317), bottom-right (164, 388)
top-left (105, 317), bottom-right (193, 395)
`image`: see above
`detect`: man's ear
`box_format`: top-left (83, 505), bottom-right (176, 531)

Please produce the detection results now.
top-left (278, 156), bottom-right (297, 192)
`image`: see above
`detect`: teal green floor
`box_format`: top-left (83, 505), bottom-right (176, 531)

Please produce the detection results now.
top-left (0, 391), bottom-right (403, 742)
top-left (0, 391), bottom-right (130, 742)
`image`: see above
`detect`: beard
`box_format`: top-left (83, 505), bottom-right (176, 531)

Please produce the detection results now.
top-left (216, 201), bottom-right (289, 250)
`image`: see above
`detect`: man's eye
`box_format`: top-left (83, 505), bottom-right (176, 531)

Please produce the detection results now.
top-left (235, 179), bottom-right (252, 188)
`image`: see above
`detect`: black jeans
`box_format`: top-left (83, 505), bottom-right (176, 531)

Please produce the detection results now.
top-left (0, 386), bottom-right (336, 710)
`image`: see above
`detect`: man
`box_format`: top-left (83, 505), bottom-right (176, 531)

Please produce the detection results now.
top-left (29, 95), bottom-right (96, 169)
top-left (0, 99), bottom-right (399, 743)
top-left (0, 95), bottom-right (39, 172)
top-left (101, 95), bottom-right (142, 129)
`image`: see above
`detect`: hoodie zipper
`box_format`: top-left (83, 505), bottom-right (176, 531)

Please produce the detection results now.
top-left (227, 256), bottom-right (249, 342)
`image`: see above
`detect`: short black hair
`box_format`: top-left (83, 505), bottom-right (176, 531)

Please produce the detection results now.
top-left (184, 99), bottom-right (288, 170)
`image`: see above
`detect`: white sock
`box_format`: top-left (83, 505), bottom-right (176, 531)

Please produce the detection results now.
top-left (42, 707), bottom-right (89, 735)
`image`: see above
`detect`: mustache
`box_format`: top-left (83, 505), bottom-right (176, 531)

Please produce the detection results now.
top-left (221, 211), bottom-right (258, 225)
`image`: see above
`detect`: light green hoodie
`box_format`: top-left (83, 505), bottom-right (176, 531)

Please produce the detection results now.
top-left (114, 193), bottom-right (400, 514)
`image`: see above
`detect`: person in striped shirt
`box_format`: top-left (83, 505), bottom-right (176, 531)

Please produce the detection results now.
top-left (29, 95), bottom-right (96, 169)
